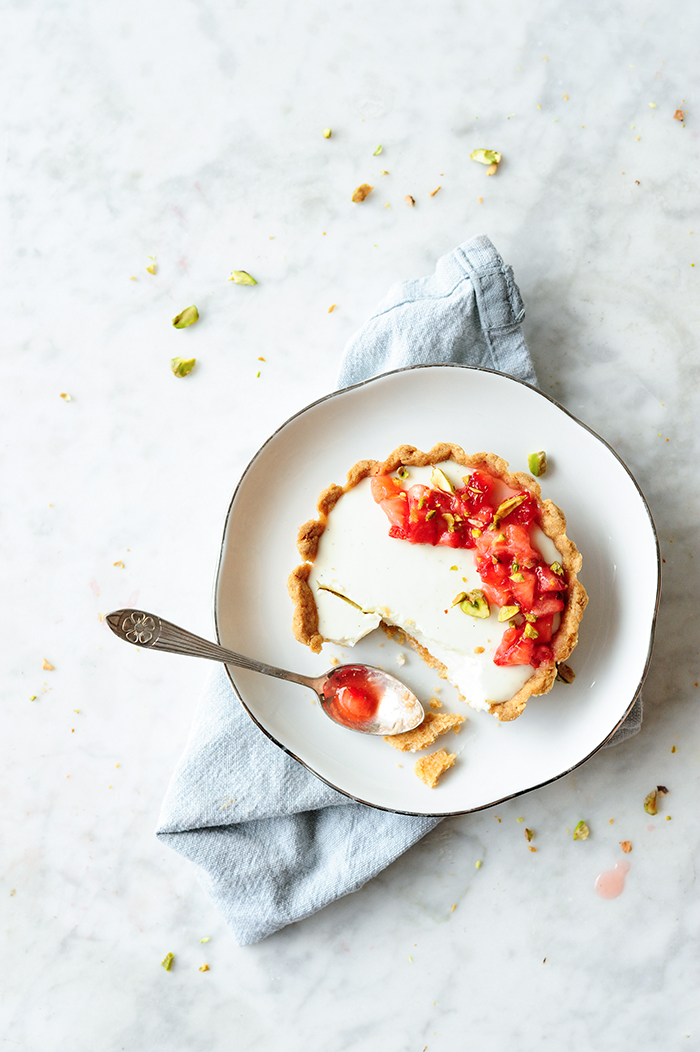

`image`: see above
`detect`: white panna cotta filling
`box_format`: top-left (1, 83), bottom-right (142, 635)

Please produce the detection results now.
top-left (309, 462), bottom-right (560, 712)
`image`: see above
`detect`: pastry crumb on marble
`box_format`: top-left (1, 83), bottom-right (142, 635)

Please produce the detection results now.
top-left (414, 748), bottom-right (456, 788)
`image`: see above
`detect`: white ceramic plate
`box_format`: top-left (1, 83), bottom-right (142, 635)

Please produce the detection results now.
top-left (214, 366), bottom-right (660, 816)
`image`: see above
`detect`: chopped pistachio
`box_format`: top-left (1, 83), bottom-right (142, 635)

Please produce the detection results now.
top-left (396, 466), bottom-right (410, 480)
top-left (171, 357), bottom-right (196, 378)
top-left (417, 494), bottom-right (428, 510)
top-left (323, 128), bottom-right (332, 138)
top-left (460, 589), bottom-right (490, 619)
top-left (523, 623), bottom-right (539, 639)
top-left (470, 149), bottom-right (502, 165)
top-left (161, 952), bottom-right (175, 971)
top-left (200, 937), bottom-right (210, 943)
top-left (528, 450), bottom-right (547, 477)
top-left (491, 492), bottom-right (528, 527)
top-left (351, 183), bottom-right (373, 202)
top-left (644, 790), bottom-right (658, 815)
top-left (573, 820), bottom-right (589, 841)
top-left (524, 828), bottom-right (534, 842)
top-left (556, 663), bottom-right (575, 684)
top-left (451, 592), bottom-right (468, 607)
top-left (550, 561), bottom-right (564, 576)
top-left (498, 605), bottom-right (520, 622)
top-left (425, 508), bottom-right (437, 520)
top-left (511, 558), bottom-right (520, 572)
top-left (373, 144), bottom-right (383, 155)
top-left (442, 512), bottom-right (456, 532)
top-left (229, 270), bottom-right (257, 285)
top-left (523, 612), bottom-right (537, 623)
top-left (146, 263), bottom-right (157, 275)
top-left (471, 527), bottom-right (482, 537)
top-left (199, 963), bottom-right (210, 971)
top-left (172, 305), bottom-right (199, 328)
top-left (475, 860), bottom-right (482, 869)
top-left (657, 784), bottom-right (669, 795)
top-left (430, 467), bottom-right (455, 493)
top-left (510, 571), bottom-right (525, 582)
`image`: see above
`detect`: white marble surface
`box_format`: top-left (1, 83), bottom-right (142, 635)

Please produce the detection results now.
top-left (3, 0), bottom-right (699, 1048)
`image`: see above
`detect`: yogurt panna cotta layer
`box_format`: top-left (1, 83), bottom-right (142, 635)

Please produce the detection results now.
top-left (309, 462), bottom-right (560, 712)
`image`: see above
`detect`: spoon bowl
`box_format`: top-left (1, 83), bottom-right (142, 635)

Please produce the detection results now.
top-left (106, 608), bottom-right (425, 736)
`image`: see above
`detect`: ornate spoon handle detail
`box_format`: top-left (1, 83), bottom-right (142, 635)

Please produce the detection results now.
top-left (105, 609), bottom-right (317, 688)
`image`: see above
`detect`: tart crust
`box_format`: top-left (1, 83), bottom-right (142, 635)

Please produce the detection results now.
top-left (288, 443), bottom-right (588, 723)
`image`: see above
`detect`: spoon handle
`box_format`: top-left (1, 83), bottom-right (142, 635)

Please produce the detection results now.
top-left (106, 609), bottom-right (318, 689)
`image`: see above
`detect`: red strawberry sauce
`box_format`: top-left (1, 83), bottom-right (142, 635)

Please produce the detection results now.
top-left (322, 665), bottom-right (383, 727)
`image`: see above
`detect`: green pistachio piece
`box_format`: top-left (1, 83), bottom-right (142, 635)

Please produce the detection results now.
top-left (373, 144), bottom-right (383, 155)
top-left (460, 589), bottom-right (490, 619)
top-left (161, 952), bottom-right (175, 971)
top-left (171, 357), bottom-right (196, 378)
top-left (573, 821), bottom-right (589, 841)
top-left (528, 450), bottom-right (547, 477)
top-left (523, 623), bottom-right (539, 639)
top-left (470, 149), bottom-right (502, 165)
top-left (550, 561), bottom-right (564, 576)
top-left (491, 493), bottom-right (527, 528)
top-left (430, 467), bottom-right (455, 494)
top-left (556, 663), bottom-right (575, 683)
top-left (524, 612), bottom-right (537, 623)
top-left (511, 558), bottom-right (520, 572)
top-left (229, 270), bottom-right (258, 285)
top-left (471, 527), bottom-right (482, 538)
top-left (442, 512), bottom-right (456, 532)
top-left (417, 494), bottom-right (428, 510)
top-left (451, 592), bottom-right (468, 608)
top-left (510, 572), bottom-right (525, 582)
top-left (498, 605), bottom-right (520, 622)
top-left (172, 305), bottom-right (199, 328)
top-left (396, 466), bottom-right (410, 480)
top-left (425, 509), bottom-right (437, 520)
top-left (644, 790), bottom-right (658, 816)
top-left (323, 128), bottom-right (332, 138)
top-left (524, 828), bottom-right (534, 843)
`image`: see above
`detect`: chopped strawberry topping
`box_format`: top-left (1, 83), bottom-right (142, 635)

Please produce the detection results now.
top-left (371, 465), bottom-right (568, 670)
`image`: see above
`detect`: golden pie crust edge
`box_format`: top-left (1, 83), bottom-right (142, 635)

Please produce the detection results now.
top-left (287, 443), bottom-right (588, 723)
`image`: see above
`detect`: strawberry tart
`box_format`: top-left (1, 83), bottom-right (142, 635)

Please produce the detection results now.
top-left (288, 443), bottom-right (587, 722)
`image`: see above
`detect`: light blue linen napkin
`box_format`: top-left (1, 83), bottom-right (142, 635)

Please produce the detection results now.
top-left (156, 235), bottom-right (641, 946)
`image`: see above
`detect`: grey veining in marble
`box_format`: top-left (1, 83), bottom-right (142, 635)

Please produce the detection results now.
top-left (2, 0), bottom-right (699, 1049)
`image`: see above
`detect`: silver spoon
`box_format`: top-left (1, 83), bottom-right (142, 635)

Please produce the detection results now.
top-left (106, 608), bottom-right (425, 735)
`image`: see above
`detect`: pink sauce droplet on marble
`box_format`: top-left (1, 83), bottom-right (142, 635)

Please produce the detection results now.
top-left (595, 859), bottom-right (631, 899)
